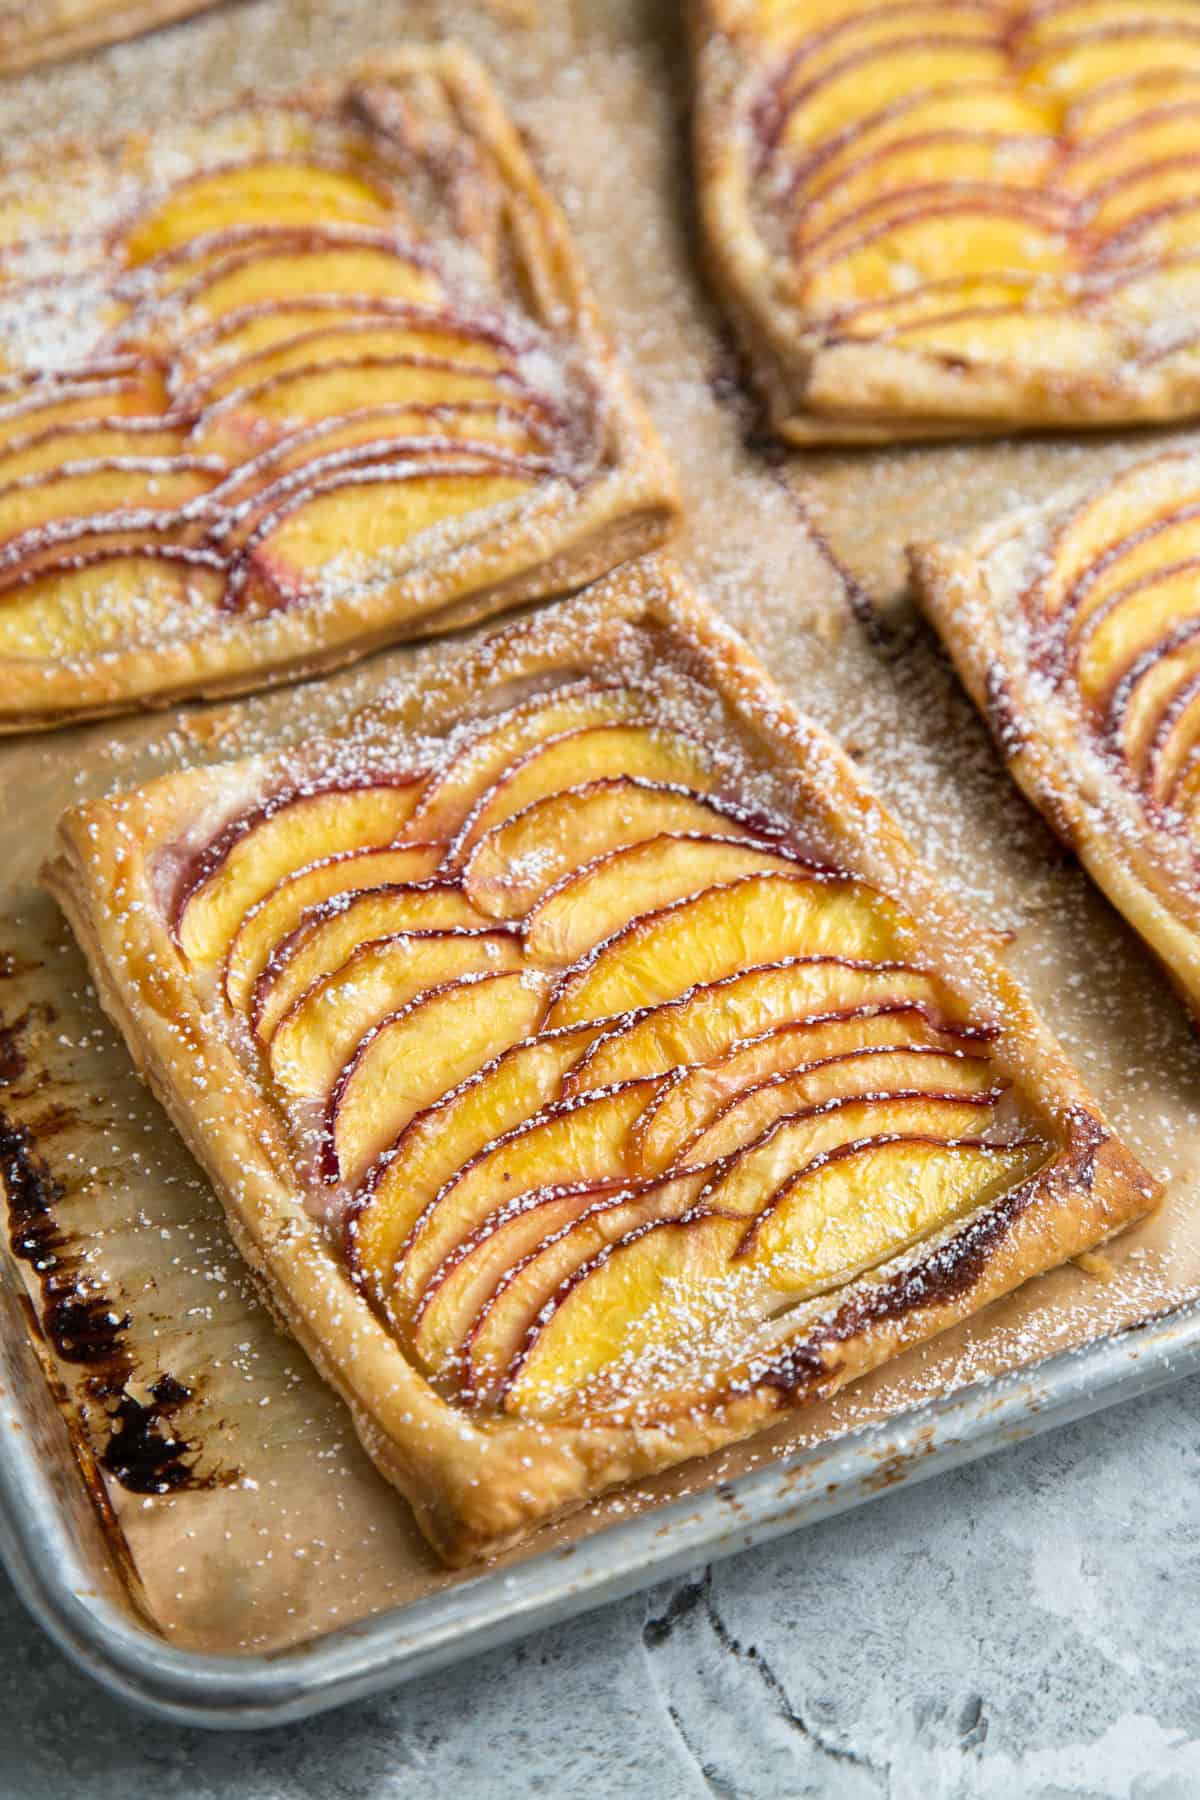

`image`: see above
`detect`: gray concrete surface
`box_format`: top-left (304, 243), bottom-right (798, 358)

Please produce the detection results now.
top-left (3, 1378), bottom-right (1198, 1798)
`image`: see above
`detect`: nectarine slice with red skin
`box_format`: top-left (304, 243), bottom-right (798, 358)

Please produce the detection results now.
top-left (1073, 565), bottom-right (1200, 705)
top-left (565, 957), bottom-right (970, 1095)
top-left (738, 1135), bottom-right (1047, 1270)
top-left (328, 969), bottom-right (550, 1189)
top-left (405, 682), bottom-right (661, 846)
top-left (1146, 671), bottom-right (1200, 806)
top-left (774, 40), bottom-right (1008, 160)
top-left (393, 1075), bottom-right (665, 1315)
top-left (1026, 453), bottom-right (1198, 622)
top-left (0, 550), bottom-right (226, 660)
top-left (176, 239), bottom-right (442, 325)
top-left (789, 84), bottom-right (1055, 201)
top-left (0, 421), bottom-right (191, 487)
top-left (502, 1137), bottom-right (1045, 1420)
top-left (462, 778), bottom-right (795, 921)
top-left (1059, 101), bottom-right (1200, 194)
top-left (697, 1093), bottom-right (1001, 1220)
top-left (499, 1211), bottom-right (748, 1418)
top-left (222, 842), bottom-right (442, 1012)
top-left (123, 160), bottom-right (398, 266)
top-left (522, 833), bottom-right (812, 967)
top-left (409, 1182), bottom-right (620, 1376)
top-left (1019, 26), bottom-right (1200, 106)
top-left (208, 403), bottom-right (549, 506)
top-left (631, 1005), bottom-right (995, 1177)
top-left (1065, 67), bottom-right (1200, 140)
top-left (1104, 625), bottom-right (1200, 774)
top-left (232, 465), bottom-right (534, 610)
top-left (0, 371), bottom-right (168, 451)
top-left (176, 319), bottom-right (510, 408)
top-left (548, 873), bottom-right (914, 1031)
top-left (465, 1173), bottom-right (707, 1405)
top-left (679, 1048), bottom-right (999, 1172)
top-left (346, 1023), bottom-right (601, 1305)
top-left (173, 777), bottom-right (425, 969)
top-left (448, 726), bottom-right (725, 863)
top-left (250, 880), bottom-right (488, 1043)
top-left (269, 926), bottom-right (522, 1102)
top-left (0, 459), bottom-right (218, 550)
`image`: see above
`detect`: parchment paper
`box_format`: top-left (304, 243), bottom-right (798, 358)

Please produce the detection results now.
top-left (2, 0), bottom-right (1199, 1657)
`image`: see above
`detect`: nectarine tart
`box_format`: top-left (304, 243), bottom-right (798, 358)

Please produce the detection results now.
top-left (695, 0), bottom-right (1200, 441)
top-left (0, 46), bottom-right (676, 730)
top-left (912, 449), bottom-right (1200, 1019)
top-left (41, 556), bottom-right (1155, 1562)
top-left (0, 1), bottom-right (220, 77)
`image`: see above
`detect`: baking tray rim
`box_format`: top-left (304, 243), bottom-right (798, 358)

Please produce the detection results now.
top-left (2, 1292), bottom-right (1198, 1729)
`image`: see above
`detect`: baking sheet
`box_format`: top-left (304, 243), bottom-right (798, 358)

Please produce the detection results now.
top-left (2, 0), bottom-right (1200, 1669)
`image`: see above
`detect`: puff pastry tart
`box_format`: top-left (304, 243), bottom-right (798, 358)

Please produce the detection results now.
top-left (694, 0), bottom-right (1200, 442)
top-left (0, 47), bottom-right (676, 732)
top-left (42, 557), bottom-right (1155, 1563)
top-left (0, 2), bottom-right (220, 77)
top-left (912, 449), bottom-right (1200, 1018)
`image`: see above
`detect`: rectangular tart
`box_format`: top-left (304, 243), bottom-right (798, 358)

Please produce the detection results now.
top-left (693, 0), bottom-right (1200, 443)
top-left (41, 555), bottom-right (1157, 1564)
top-left (911, 448), bottom-right (1200, 1020)
top-left (0, 44), bottom-right (677, 730)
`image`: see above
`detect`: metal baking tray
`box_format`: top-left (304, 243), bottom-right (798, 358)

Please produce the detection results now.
top-left (4, 0), bottom-right (1200, 1730)
top-left (4, 1277), bottom-right (1200, 1728)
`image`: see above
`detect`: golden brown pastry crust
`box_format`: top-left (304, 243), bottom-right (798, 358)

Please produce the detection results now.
top-left (692, 0), bottom-right (1200, 444)
top-left (0, 1), bottom-right (221, 77)
top-left (911, 450), bottom-right (1200, 1021)
top-left (0, 45), bottom-right (678, 733)
top-left (42, 555), bottom-right (1156, 1564)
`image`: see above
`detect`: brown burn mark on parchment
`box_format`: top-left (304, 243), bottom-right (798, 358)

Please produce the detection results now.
top-left (0, 971), bottom-right (232, 1500)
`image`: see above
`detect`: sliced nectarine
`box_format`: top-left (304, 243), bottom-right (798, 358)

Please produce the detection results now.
top-left (222, 842), bottom-right (442, 1012)
top-left (740, 1135), bottom-right (1046, 1278)
top-left (1033, 453), bottom-right (1194, 619)
top-left (681, 1048), bottom-right (998, 1171)
top-left (0, 370), bottom-right (168, 452)
top-left (522, 834), bottom-right (806, 967)
top-left (175, 779), bottom-right (425, 969)
top-left (547, 874), bottom-right (913, 1030)
top-left (503, 1138), bottom-right (1044, 1419)
top-left (0, 461), bottom-right (214, 548)
top-left (410, 1183), bottom-right (610, 1376)
top-left (0, 553), bottom-right (224, 660)
top-left (466, 1173), bottom-right (706, 1404)
top-left (250, 880), bottom-right (487, 1042)
top-left (242, 468), bottom-right (533, 605)
top-left (796, 87), bottom-right (1057, 200)
top-left (1075, 568), bottom-right (1200, 703)
top-left (182, 241), bottom-right (441, 322)
top-left (565, 958), bottom-right (967, 1094)
top-left (329, 970), bottom-right (550, 1188)
top-left (347, 1023), bottom-right (600, 1305)
top-left (393, 1075), bottom-right (665, 1315)
top-left (501, 1211), bottom-right (747, 1418)
top-left (631, 1007), bottom-right (992, 1176)
top-left (183, 320), bottom-right (508, 405)
top-left (406, 683), bottom-right (660, 845)
top-left (780, 42), bottom-right (1008, 158)
top-left (1060, 503), bottom-right (1200, 643)
top-left (796, 135), bottom-right (1055, 249)
top-left (798, 208), bottom-right (1074, 313)
top-left (462, 778), bottom-right (785, 921)
top-left (124, 162), bottom-right (395, 265)
top-left (1107, 628), bottom-right (1200, 773)
top-left (198, 361), bottom-right (519, 449)
top-left (269, 927), bottom-right (522, 1101)
top-left (0, 423), bottom-right (188, 487)
top-left (1020, 29), bottom-right (1200, 106)
top-left (698, 1093), bottom-right (1000, 1219)
top-left (449, 727), bottom-right (724, 861)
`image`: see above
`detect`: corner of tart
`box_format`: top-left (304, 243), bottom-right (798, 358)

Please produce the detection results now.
top-left (693, 0), bottom-right (1200, 442)
top-left (40, 554), bottom-right (1158, 1563)
top-left (911, 445), bottom-right (1200, 1022)
top-left (0, 44), bottom-right (677, 731)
